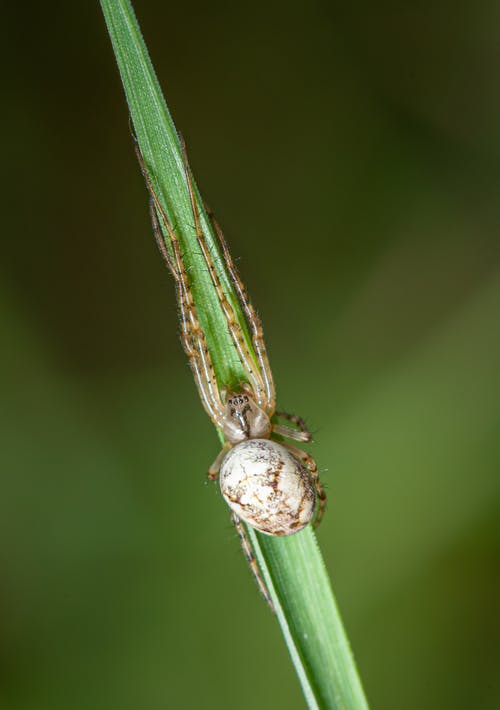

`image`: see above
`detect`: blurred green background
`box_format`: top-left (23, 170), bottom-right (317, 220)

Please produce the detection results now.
top-left (2, 1), bottom-right (500, 708)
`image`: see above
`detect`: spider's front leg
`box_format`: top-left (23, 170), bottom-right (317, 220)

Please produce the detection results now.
top-left (135, 145), bottom-right (226, 430)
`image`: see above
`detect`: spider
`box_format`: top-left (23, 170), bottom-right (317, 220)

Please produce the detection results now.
top-left (135, 137), bottom-right (326, 608)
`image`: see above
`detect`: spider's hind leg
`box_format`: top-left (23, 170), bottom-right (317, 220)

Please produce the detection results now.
top-left (281, 442), bottom-right (326, 529)
top-left (231, 513), bottom-right (275, 612)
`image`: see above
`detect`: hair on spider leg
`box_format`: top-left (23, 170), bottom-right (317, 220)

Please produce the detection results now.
top-left (184, 219), bottom-right (198, 234)
top-left (192, 248), bottom-right (211, 261)
top-left (191, 240), bottom-right (227, 267)
top-left (294, 419), bottom-right (324, 440)
top-left (203, 239), bottom-right (225, 261)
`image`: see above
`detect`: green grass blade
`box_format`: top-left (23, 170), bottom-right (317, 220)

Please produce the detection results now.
top-left (249, 529), bottom-right (368, 708)
top-left (99, 1), bottom-right (369, 707)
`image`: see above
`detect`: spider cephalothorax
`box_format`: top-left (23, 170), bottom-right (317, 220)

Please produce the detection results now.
top-left (223, 390), bottom-right (272, 443)
top-left (136, 136), bottom-right (326, 607)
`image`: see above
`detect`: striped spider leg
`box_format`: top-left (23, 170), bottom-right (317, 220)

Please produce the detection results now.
top-left (135, 138), bottom-right (326, 610)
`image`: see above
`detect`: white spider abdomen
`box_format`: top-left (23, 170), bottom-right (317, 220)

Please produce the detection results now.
top-left (219, 439), bottom-right (316, 536)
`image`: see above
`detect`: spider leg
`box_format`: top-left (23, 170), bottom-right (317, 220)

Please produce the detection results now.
top-left (272, 424), bottom-right (310, 443)
top-left (178, 136), bottom-right (269, 410)
top-left (272, 411), bottom-right (312, 443)
top-left (137, 146), bottom-right (225, 428)
top-left (231, 512), bottom-right (275, 612)
top-left (148, 201), bottom-right (224, 426)
top-left (208, 442), bottom-right (231, 481)
top-left (202, 198), bottom-right (276, 416)
top-left (280, 442), bottom-right (326, 529)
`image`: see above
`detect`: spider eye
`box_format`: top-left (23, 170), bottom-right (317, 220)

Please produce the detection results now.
top-left (244, 395), bottom-right (249, 402)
